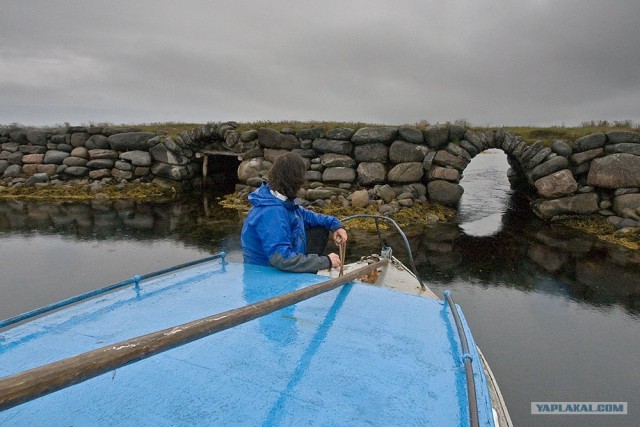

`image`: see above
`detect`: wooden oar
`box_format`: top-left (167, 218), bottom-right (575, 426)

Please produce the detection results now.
top-left (0, 258), bottom-right (387, 411)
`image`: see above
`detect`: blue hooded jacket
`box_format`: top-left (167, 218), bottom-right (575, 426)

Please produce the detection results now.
top-left (241, 183), bottom-right (341, 272)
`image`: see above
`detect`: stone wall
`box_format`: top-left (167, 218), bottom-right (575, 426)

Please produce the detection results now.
top-left (2, 123), bottom-right (640, 228)
top-left (229, 125), bottom-right (640, 229)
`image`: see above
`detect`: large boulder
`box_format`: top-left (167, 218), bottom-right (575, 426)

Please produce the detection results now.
top-left (111, 168), bottom-right (133, 180)
top-left (295, 127), bottom-right (323, 141)
top-left (2, 142), bottom-right (19, 152)
top-left (532, 193), bottom-right (599, 219)
top-left (87, 159), bottom-right (115, 169)
top-left (43, 150), bottom-right (69, 164)
top-left (433, 150), bottom-right (468, 171)
top-left (613, 194), bottom-right (640, 218)
top-left (238, 158), bottom-right (265, 182)
top-left (606, 131), bottom-right (640, 144)
top-left (70, 133), bottom-right (89, 148)
top-left (149, 143), bottom-right (189, 166)
top-left (398, 127), bottom-right (424, 144)
top-left (570, 133), bottom-right (606, 152)
top-left (529, 156), bottom-right (569, 181)
top-left (570, 148), bottom-right (603, 166)
top-left (85, 135), bottom-right (110, 150)
top-left (240, 130), bottom-right (259, 142)
top-left (0, 160), bottom-right (9, 175)
top-left (258, 128), bottom-right (299, 149)
top-left (427, 180), bottom-right (464, 207)
top-left (551, 140), bottom-right (572, 157)
top-left (306, 188), bottom-right (335, 200)
top-left (263, 149), bottom-right (290, 163)
top-left (424, 125), bottom-right (449, 149)
top-left (422, 151), bottom-right (436, 172)
top-left (108, 132), bottom-right (155, 151)
top-left (445, 143), bottom-right (472, 162)
top-left (306, 170), bottom-right (322, 182)
top-left (534, 169), bottom-right (578, 198)
top-left (351, 127), bottom-right (398, 145)
top-left (320, 153), bottom-right (355, 168)
top-left (387, 162), bottom-right (423, 183)
top-left (18, 145), bottom-right (47, 155)
top-left (587, 153), bottom-right (640, 188)
top-left (376, 184), bottom-right (396, 203)
top-left (71, 147), bottom-right (89, 159)
top-left (525, 147), bottom-right (552, 169)
top-left (322, 167), bottom-right (356, 183)
top-left (604, 143), bottom-right (640, 156)
top-left (449, 125), bottom-right (466, 142)
top-left (389, 140), bottom-right (429, 163)
top-left (429, 166), bottom-right (460, 182)
top-left (350, 189), bottom-right (370, 208)
top-left (64, 166), bottom-right (89, 177)
top-left (26, 130), bottom-right (48, 146)
top-left (459, 140), bottom-right (478, 158)
top-left (89, 149), bottom-right (119, 159)
top-left (312, 139), bottom-right (353, 155)
top-left (3, 164), bottom-right (21, 177)
top-left (7, 152), bottom-right (23, 165)
top-left (22, 154), bottom-right (44, 164)
top-left (520, 141), bottom-right (545, 163)
top-left (354, 143), bottom-right (388, 162)
top-left (463, 130), bottom-right (489, 152)
top-left (8, 128), bottom-right (28, 144)
top-left (357, 162), bottom-right (386, 186)
top-left (325, 128), bottom-right (355, 140)
top-left (119, 150), bottom-right (152, 166)
top-left (63, 157), bottom-right (88, 167)
top-left (25, 172), bottom-right (49, 185)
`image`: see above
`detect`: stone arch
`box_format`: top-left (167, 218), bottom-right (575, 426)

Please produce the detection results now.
top-left (425, 129), bottom-right (534, 208)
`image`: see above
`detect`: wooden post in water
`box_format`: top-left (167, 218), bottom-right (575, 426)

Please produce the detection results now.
top-left (0, 258), bottom-right (387, 411)
top-left (202, 153), bottom-right (209, 189)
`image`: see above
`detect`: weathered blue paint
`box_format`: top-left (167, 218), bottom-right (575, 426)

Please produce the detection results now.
top-left (0, 253), bottom-right (226, 329)
top-left (0, 259), bottom-right (494, 426)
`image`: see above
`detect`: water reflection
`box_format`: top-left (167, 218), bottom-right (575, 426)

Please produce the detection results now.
top-left (0, 196), bottom-right (244, 320)
top-left (0, 197), bottom-right (243, 244)
top-left (2, 193), bottom-right (640, 427)
top-left (1, 191), bottom-right (639, 317)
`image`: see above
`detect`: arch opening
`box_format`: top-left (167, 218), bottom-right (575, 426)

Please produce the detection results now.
top-left (203, 154), bottom-right (241, 194)
top-left (457, 149), bottom-right (515, 237)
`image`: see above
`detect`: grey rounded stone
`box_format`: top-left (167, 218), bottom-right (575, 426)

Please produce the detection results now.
top-left (43, 150), bottom-right (70, 165)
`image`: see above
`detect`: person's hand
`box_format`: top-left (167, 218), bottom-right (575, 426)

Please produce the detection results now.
top-left (333, 228), bottom-right (348, 245)
top-left (328, 253), bottom-right (342, 269)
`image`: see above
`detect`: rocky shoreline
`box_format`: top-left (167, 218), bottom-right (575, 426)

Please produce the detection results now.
top-left (2, 122), bottom-right (639, 248)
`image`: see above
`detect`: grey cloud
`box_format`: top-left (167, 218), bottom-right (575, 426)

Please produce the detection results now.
top-left (1, 0), bottom-right (639, 126)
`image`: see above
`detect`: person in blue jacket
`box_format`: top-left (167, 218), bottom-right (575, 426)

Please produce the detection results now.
top-left (241, 152), bottom-right (348, 273)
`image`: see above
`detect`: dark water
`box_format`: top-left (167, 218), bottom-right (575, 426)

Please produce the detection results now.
top-left (1, 151), bottom-right (639, 427)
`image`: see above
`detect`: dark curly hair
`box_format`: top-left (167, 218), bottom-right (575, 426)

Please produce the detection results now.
top-left (267, 152), bottom-right (306, 199)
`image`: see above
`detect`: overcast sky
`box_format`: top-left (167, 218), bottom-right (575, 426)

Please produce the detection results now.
top-left (1, 0), bottom-right (639, 127)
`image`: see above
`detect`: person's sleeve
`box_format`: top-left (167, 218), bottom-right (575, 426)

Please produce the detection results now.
top-left (299, 207), bottom-right (342, 231)
top-left (255, 209), bottom-right (331, 273)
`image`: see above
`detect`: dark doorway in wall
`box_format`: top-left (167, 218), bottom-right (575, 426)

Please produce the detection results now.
top-left (203, 153), bottom-right (241, 194)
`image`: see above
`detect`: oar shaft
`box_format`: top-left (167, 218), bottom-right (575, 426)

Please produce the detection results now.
top-left (0, 259), bottom-right (387, 411)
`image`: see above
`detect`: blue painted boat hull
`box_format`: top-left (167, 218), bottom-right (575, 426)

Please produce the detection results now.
top-left (0, 259), bottom-right (494, 426)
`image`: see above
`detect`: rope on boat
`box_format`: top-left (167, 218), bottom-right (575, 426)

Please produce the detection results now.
top-left (444, 290), bottom-right (480, 427)
top-left (336, 234), bottom-right (346, 277)
top-left (0, 253), bottom-right (227, 330)
top-left (339, 214), bottom-right (426, 290)
top-left (0, 258), bottom-right (388, 411)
